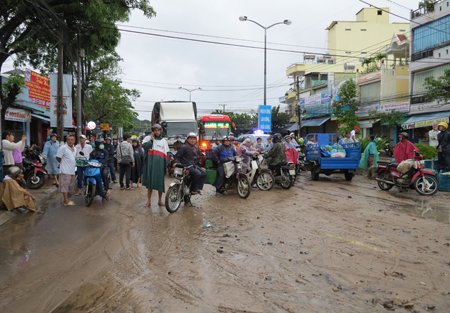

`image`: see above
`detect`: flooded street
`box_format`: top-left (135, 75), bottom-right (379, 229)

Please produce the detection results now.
top-left (0, 175), bottom-right (449, 313)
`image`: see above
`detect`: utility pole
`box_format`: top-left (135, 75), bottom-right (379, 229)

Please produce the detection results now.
top-left (296, 76), bottom-right (302, 136)
top-left (57, 28), bottom-right (64, 141)
top-left (219, 104), bottom-right (226, 113)
top-left (76, 34), bottom-right (84, 138)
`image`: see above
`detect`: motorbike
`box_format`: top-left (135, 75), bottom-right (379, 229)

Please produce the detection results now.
top-left (250, 154), bottom-right (274, 191)
top-left (376, 157), bottom-right (438, 196)
top-left (219, 157), bottom-right (252, 198)
top-left (165, 164), bottom-right (194, 213)
top-left (83, 159), bottom-right (108, 206)
top-left (23, 147), bottom-right (47, 189)
top-left (270, 162), bottom-right (295, 190)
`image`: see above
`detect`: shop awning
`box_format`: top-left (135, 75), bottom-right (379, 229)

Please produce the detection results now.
top-left (301, 117), bottom-right (330, 128)
top-left (31, 113), bottom-right (51, 123)
top-left (401, 111), bottom-right (450, 129)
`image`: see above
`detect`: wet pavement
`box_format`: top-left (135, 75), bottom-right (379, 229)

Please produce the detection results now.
top-left (0, 174), bottom-right (449, 312)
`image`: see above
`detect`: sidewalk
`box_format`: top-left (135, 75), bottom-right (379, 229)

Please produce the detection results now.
top-left (0, 182), bottom-right (58, 227)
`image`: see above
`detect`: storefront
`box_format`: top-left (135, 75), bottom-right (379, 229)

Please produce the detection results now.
top-left (401, 111), bottom-right (450, 144)
top-left (3, 107), bottom-right (31, 145)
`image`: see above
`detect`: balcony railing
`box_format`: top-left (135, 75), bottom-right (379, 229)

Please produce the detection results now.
top-left (411, 1), bottom-right (436, 20)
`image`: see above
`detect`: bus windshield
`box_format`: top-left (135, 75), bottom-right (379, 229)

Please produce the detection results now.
top-left (165, 122), bottom-right (198, 138)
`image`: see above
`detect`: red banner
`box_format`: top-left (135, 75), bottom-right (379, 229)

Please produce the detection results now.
top-left (25, 70), bottom-right (50, 108)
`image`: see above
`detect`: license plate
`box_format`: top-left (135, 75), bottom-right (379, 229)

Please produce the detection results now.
top-left (289, 170), bottom-right (296, 175)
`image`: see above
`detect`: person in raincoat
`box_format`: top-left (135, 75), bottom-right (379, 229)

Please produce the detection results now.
top-left (0, 166), bottom-right (38, 212)
top-left (42, 133), bottom-right (60, 186)
top-left (142, 124), bottom-right (169, 207)
top-left (359, 136), bottom-right (379, 179)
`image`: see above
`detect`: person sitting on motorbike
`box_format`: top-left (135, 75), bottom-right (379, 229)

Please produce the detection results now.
top-left (264, 133), bottom-right (287, 171)
top-left (173, 132), bottom-right (206, 195)
top-left (393, 132), bottom-right (419, 164)
top-left (284, 135), bottom-right (299, 166)
top-left (88, 138), bottom-right (109, 196)
top-left (240, 138), bottom-right (259, 171)
top-left (215, 136), bottom-right (237, 193)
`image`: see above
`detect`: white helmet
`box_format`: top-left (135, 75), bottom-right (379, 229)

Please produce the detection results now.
top-left (186, 132), bottom-right (197, 139)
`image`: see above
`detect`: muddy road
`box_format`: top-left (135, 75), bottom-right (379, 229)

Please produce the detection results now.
top-left (0, 174), bottom-right (449, 313)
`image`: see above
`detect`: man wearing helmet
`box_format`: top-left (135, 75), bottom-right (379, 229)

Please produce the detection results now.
top-left (173, 133), bottom-right (206, 194)
top-left (90, 138), bottom-right (110, 195)
top-left (393, 132), bottom-right (419, 164)
top-left (215, 136), bottom-right (237, 193)
top-left (437, 122), bottom-right (450, 172)
top-left (264, 133), bottom-right (287, 170)
top-left (104, 137), bottom-right (117, 183)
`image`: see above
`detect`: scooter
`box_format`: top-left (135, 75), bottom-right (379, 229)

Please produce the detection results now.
top-left (251, 154), bottom-right (274, 191)
top-left (219, 157), bottom-right (251, 198)
top-left (376, 156), bottom-right (438, 196)
top-left (83, 159), bottom-right (108, 206)
top-left (270, 162), bottom-right (295, 190)
top-left (23, 147), bottom-right (47, 189)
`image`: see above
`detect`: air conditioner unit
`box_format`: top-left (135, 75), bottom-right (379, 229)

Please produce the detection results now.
top-left (304, 54), bottom-right (316, 61)
top-left (323, 54), bottom-right (332, 59)
top-left (317, 58), bottom-right (325, 64)
top-left (327, 59), bottom-right (334, 64)
top-left (344, 62), bottom-right (356, 70)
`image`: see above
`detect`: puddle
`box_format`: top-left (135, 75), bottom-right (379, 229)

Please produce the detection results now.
top-left (395, 201), bottom-right (450, 224)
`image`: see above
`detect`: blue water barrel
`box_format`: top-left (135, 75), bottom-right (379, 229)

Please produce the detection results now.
top-left (438, 173), bottom-right (450, 192)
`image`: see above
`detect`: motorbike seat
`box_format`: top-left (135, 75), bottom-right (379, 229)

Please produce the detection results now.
top-left (388, 163), bottom-right (398, 168)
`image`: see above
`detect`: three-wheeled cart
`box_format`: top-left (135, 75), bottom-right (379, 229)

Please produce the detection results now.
top-left (304, 133), bottom-right (361, 181)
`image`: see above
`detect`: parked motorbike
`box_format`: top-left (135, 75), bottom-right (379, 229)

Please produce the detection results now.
top-left (83, 159), bottom-right (108, 206)
top-left (376, 157), bottom-right (438, 196)
top-left (165, 164), bottom-right (194, 213)
top-left (23, 147), bottom-right (47, 189)
top-left (270, 162), bottom-right (295, 189)
top-left (250, 154), bottom-right (274, 191)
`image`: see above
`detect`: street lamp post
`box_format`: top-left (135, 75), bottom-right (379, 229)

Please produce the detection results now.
top-left (179, 87), bottom-right (201, 101)
top-left (239, 16), bottom-right (291, 106)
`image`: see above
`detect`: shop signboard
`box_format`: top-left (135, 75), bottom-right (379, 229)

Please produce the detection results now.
top-left (356, 102), bottom-right (380, 117)
top-left (302, 92), bottom-right (331, 117)
top-left (49, 73), bottom-right (73, 128)
top-left (14, 70), bottom-right (51, 116)
top-left (5, 107), bottom-right (31, 122)
top-left (380, 102), bottom-right (410, 113)
top-left (258, 105), bottom-right (272, 133)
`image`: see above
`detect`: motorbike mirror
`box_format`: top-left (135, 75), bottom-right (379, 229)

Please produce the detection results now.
top-left (79, 151), bottom-right (85, 156)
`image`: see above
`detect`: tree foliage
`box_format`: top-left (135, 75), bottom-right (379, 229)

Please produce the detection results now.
top-left (332, 79), bottom-right (359, 134)
top-left (271, 105), bottom-right (290, 129)
top-left (424, 68), bottom-right (450, 104)
top-left (0, 73), bottom-right (25, 108)
top-left (211, 110), bottom-right (257, 133)
top-left (368, 110), bottom-right (407, 128)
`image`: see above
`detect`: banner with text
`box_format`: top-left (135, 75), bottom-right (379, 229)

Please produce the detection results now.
top-left (258, 105), bottom-right (272, 133)
top-left (50, 73), bottom-right (73, 128)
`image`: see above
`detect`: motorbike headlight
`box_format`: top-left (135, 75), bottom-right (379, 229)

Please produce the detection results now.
top-left (174, 167), bottom-right (183, 176)
top-left (237, 164), bottom-right (242, 170)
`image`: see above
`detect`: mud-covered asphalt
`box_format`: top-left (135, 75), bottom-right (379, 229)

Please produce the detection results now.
top-left (0, 174), bottom-right (449, 313)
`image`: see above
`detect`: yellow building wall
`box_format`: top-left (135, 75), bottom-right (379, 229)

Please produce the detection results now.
top-left (356, 7), bottom-right (390, 23)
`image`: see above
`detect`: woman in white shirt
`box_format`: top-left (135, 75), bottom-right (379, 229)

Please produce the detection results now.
top-left (2, 131), bottom-right (26, 174)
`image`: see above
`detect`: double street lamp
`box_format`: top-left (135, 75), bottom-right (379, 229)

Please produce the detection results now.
top-left (179, 86), bottom-right (201, 101)
top-left (239, 16), bottom-right (291, 106)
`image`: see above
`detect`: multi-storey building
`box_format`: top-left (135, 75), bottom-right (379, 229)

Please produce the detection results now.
top-left (403, 0), bottom-right (450, 142)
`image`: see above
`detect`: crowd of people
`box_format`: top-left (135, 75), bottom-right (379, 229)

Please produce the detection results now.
top-left (1, 122), bottom-right (449, 212)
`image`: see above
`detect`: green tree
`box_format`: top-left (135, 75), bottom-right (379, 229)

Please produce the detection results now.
top-left (85, 78), bottom-right (140, 132)
top-left (332, 79), bottom-right (360, 134)
top-left (271, 105), bottom-right (290, 129)
top-left (368, 110), bottom-right (407, 128)
top-left (424, 68), bottom-right (450, 103)
top-left (0, 73), bottom-right (25, 108)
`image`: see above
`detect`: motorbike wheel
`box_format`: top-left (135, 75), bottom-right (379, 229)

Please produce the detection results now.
top-left (344, 172), bottom-right (354, 181)
top-left (237, 174), bottom-right (251, 199)
top-left (256, 170), bottom-right (274, 191)
top-left (414, 175), bottom-right (438, 196)
top-left (26, 172), bottom-right (46, 189)
top-left (280, 170), bottom-right (292, 189)
top-left (377, 172), bottom-right (394, 191)
top-left (311, 167), bottom-right (320, 181)
top-left (165, 183), bottom-right (183, 213)
top-left (85, 184), bottom-right (96, 207)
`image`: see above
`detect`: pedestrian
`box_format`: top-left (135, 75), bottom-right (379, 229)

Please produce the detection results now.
top-left (56, 135), bottom-right (77, 206)
top-left (359, 136), bottom-right (379, 179)
top-left (75, 135), bottom-right (93, 195)
top-left (43, 133), bottom-right (60, 186)
top-left (255, 137), bottom-right (264, 152)
top-left (429, 123), bottom-right (440, 148)
top-left (131, 138), bottom-right (144, 188)
top-left (112, 138), bottom-right (119, 171)
top-left (142, 124), bottom-right (169, 207)
top-left (0, 166), bottom-right (38, 212)
top-left (437, 122), bottom-right (450, 173)
top-left (116, 134), bottom-right (135, 190)
top-left (104, 137), bottom-right (117, 183)
top-left (340, 131), bottom-right (355, 145)
top-left (173, 132), bottom-right (206, 195)
top-left (2, 131), bottom-right (26, 174)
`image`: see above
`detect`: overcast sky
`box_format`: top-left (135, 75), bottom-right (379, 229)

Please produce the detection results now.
top-left (4, 0), bottom-right (421, 120)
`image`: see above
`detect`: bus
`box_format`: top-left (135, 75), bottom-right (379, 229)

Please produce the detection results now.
top-left (199, 114), bottom-right (231, 150)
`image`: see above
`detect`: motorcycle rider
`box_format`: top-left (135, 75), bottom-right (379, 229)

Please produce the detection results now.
top-left (437, 122), bottom-right (450, 173)
top-left (173, 132), bottom-right (206, 195)
top-left (264, 133), bottom-right (287, 171)
top-left (104, 137), bottom-right (117, 183)
top-left (89, 138), bottom-right (109, 196)
top-left (393, 132), bottom-right (419, 164)
top-left (215, 136), bottom-right (237, 193)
